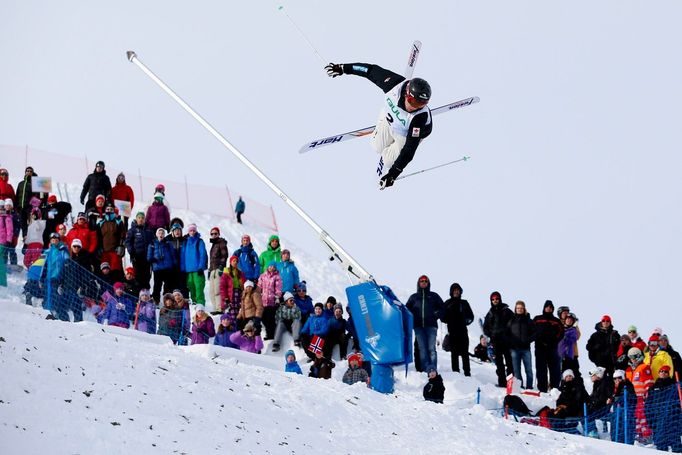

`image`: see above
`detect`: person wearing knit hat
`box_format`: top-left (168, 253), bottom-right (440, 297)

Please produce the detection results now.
top-left (181, 222), bottom-right (208, 306)
top-left (207, 226), bottom-right (228, 314)
top-left (323, 301), bottom-right (349, 359)
top-left (532, 299), bottom-right (564, 392)
top-left (145, 190), bottom-right (170, 234)
top-left (4, 198), bottom-right (13, 207)
top-left (343, 352), bottom-right (369, 385)
top-left (237, 279), bottom-right (263, 333)
top-left (229, 319), bottom-right (264, 353)
top-left (646, 363), bottom-right (682, 451)
top-left (657, 334), bottom-right (682, 376)
top-left (214, 313), bottom-right (239, 348)
top-left (100, 262), bottom-right (111, 270)
top-left (99, 280), bottom-right (135, 328)
top-left (258, 234), bottom-right (282, 275)
top-left (644, 333), bottom-right (674, 377)
top-left (122, 266), bottom-right (141, 298)
top-left (190, 304), bottom-right (215, 345)
top-left (552, 368), bottom-right (589, 422)
top-left (482, 290), bottom-right (513, 386)
top-left (71, 238), bottom-right (83, 248)
top-left (625, 325), bottom-right (647, 352)
top-left (135, 289), bottom-right (157, 334)
top-left (586, 314), bottom-right (621, 377)
top-left (284, 349), bottom-right (303, 375)
top-left (272, 291), bottom-right (302, 352)
top-left (80, 160), bottom-right (112, 210)
top-left (232, 233), bottom-right (260, 282)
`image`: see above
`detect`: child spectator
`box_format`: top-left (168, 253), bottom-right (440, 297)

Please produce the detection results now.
top-left (284, 350), bottom-right (302, 375)
top-left (123, 267), bottom-right (141, 298)
top-left (256, 261), bottom-right (283, 340)
top-left (300, 302), bottom-right (329, 360)
top-left (158, 293), bottom-right (183, 344)
top-left (220, 255), bottom-right (246, 318)
top-left (229, 320), bottom-right (264, 353)
top-left (100, 282), bottom-right (135, 328)
top-left (294, 282), bottom-right (314, 325)
top-left (23, 208), bottom-right (46, 269)
top-left (214, 313), bottom-right (239, 349)
top-left (608, 369), bottom-right (636, 445)
top-left (473, 335), bottom-right (492, 362)
top-left (342, 352), bottom-right (369, 385)
top-left (423, 368), bottom-right (445, 403)
top-left (135, 289), bottom-right (157, 334)
top-left (0, 200), bottom-right (14, 266)
top-left (66, 212), bottom-right (98, 253)
top-left (145, 193), bottom-right (170, 232)
top-left (308, 350), bottom-right (335, 380)
top-left (3, 199), bottom-right (20, 266)
top-left (236, 281), bottom-right (263, 331)
top-left (172, 290), bottom-right (191, 345)
top-left (232, 234), bottom-right (260, 282)
top-left (258, 234), bottom-right (282, 274)
top-left (147, 228), bottom-right (176, 303)
top-left (190, 304), bottom-right (215, 345)
top-left (272, 292), bottom-right (302, 352)
top-left (324, 303), bottom-right (348, 359)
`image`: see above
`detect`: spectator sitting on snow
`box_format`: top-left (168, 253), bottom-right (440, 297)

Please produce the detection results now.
top-left (586, 366), bottom-right (613, 438)
top-left (608, 369), bottom-right (636, 445)
top-left (190, 304), bottom-right (215, 345)
top-left (551, 369), bottom-right (589, 434)
top-left (158, 293), bottom-right (184, 345)
top-left (284, 350), bottom-right (303, 375)
top-left (236, 281), bottom-right (263, 331)
top-left (294, 282), bottom-right (314, 326)
top-left (272, 292), bottom-right (302, 352)
top-left (300, 302), bottom-right (329, 360)
top-left (135, 289), bottom-right (157, 334)
top-left (423, 368), bottom-right (445, 404)
top-left (473, 335), bottom-right (492, 363)
top-left (229, 320), bottom-right (264, 354)
top-left (100, 282), bottom-right (135, 328)
top-left (214, 313), bottom-right (239, 349)
top-left (308, 350), bottom-right (335, 379)
top-left (342, 352), bottom-right (369, 385)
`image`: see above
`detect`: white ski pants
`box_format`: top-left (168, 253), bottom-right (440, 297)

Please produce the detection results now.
top-left (369, 112), bottom-right (406, 176)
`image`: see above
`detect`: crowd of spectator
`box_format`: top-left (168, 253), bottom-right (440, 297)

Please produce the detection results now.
top-left (2, 162), bottom-right (681, 449)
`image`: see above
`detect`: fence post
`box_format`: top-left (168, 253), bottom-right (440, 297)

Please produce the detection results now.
top-left (138, 168), bottom-right (144, 204)
top-left (225, 185), bottom-right (234, 220)
top-left (476, 387), bottom-right (480, 405)
top-left (583, 402), bottom-right (588, 436)
top-left (676, 371), bottom-right (682, 410)
top-left (184, 174), bottom-right (190, 210)
top-left (270, 205), bottom-right (278, 232)
top-left (623, 387), bottom-right (628, 444)
top-left (615, 404), bottom-right (620, 442)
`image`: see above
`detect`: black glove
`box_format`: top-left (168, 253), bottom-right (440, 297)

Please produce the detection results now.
top-left (325, 63), bottom-right (344, 78)
top-left (379, 168), bottom-right (400, 190)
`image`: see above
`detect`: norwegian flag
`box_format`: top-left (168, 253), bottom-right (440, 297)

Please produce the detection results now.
top-left (308, 335), bottom-right (325, 355)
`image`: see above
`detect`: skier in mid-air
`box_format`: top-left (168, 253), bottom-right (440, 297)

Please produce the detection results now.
top-left (325, 62), bottom-right (432, 190)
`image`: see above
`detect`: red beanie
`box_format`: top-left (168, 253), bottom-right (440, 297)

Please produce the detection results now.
top-left (211, 227), bottom-right (220, 235)
top-left (348, 353), bottom-right (362, 366)
top-left (649, 334), bottom-right (660, 343)
top-left (47, 195), bottom-right (58, 204)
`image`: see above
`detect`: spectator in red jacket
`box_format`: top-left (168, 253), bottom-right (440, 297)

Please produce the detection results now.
top-left (110, 172), bottom-right (135, 229)
top-left (0, 168), bottom-right (16, 203)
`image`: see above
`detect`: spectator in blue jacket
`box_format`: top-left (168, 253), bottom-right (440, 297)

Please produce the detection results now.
top-left (294, 282), bottom-right (314, 326)
top-left (232, 234), bottom-right (260, 281)
top-left (45, 232), bottom-right (70, 320)
top-left (285, 350), bottom-right (303, 375)
top-left (180, 223), bottom-right (208, 304)
top-left (125, 211), bottom-right (153, 289)
top-left (405, 275), bottom-right (444, 373)
top-left (276, 249), bottom-right (300, 293)
top-left (147, 228), bottom-right (176, 303)
top-left (300, 302), bottom-right (329, 360)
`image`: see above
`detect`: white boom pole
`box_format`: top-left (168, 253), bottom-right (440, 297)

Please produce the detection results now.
top-left (126, 51), bottom-right (373, 283)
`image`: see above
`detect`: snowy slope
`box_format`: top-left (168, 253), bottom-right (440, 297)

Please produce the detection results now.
top-left (0, 300), bottom-right (645, 455)
top-left (0, 202), bottom-right (648, 454)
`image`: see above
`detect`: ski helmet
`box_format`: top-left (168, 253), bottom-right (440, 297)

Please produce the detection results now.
top-left (407, 78), bottom-right (431, 103)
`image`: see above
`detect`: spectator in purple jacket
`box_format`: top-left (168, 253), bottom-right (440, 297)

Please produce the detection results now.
top-left (214, 313), bottom-right (239, 349)
top-left (100, 282), bottom-right (135, 328)
top-left (135, 289), bottom-right (157, 334)
top-left (145, 193), bottom-right (170, 232)
top-left (190, 304), bottom-right (216, 344)
top-left (229, 320), bottom-right (263, 353)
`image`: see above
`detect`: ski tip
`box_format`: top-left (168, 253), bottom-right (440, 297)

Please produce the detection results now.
top-left (126, 51), bottom-right (137, 62)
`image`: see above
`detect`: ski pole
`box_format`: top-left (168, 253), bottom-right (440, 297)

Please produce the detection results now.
top-left (127, 51), bottom-right (373, 283)
top-left (277, 5), bottom-right (327, 65)
top-left (395, 156), bottom-right (470, 181)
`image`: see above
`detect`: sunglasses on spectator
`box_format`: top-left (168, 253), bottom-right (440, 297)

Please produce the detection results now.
top-left (419, 279), bottom-right (429, 283)
top-left (72, 245), bottom-right (82, 249)
top-left (210, 232), bottom-right (219, 236)
top-left (0, 172), bottom-right (7, 176)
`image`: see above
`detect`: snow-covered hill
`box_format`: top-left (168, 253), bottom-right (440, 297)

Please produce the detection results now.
top-left (0, 202), bottom-right (647, 454)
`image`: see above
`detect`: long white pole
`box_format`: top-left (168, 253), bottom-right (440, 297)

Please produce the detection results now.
top-left (126, 51), bottom-right (373, 283)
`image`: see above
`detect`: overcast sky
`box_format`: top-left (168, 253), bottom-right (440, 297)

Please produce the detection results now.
top-left (2, 1), bottom-right (681, 344)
